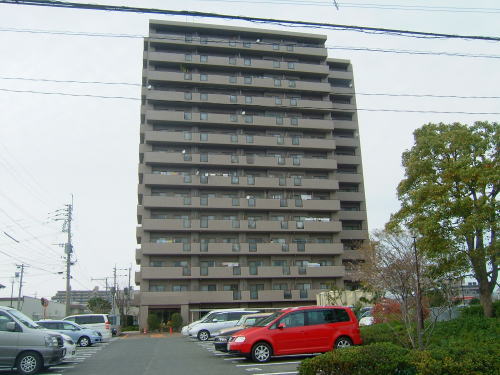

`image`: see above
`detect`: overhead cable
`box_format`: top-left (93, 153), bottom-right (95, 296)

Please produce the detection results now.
top-left (0, 0), bottom-right (499, 41)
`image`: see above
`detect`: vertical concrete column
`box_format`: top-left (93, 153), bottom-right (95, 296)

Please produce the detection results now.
top-left (139, 305), bottom-right (149, 332)
top-left (180, 304), bottom-right (189, 325)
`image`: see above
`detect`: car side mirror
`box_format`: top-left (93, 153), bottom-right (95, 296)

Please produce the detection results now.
top-left (278, 323), bottom-right (286, 329)
top-left (6, 322), bottom-right (17, 332)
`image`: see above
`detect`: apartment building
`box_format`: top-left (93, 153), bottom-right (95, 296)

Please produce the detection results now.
top-left (135, 20), bottom-right (369, 327)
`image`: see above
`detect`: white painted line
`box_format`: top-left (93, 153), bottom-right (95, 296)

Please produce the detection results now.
top-left (58, 366), bottom-right (75, 369)
top-left (237, 361), bottom-right (300, 367)
top-left (223, 357), bottom-right (246, 361)
top-left (254, 372), bottom-right (297, 375)
top-left (245, 368), bottom-right (262, 372)
top-left (214, 353), bottom-right (231, 356)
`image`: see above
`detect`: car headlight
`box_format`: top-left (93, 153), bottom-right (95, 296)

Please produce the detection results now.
top-left (234, 336), bottom-right (246, 343)
top-left (45, 335), bottom-right (59, 347)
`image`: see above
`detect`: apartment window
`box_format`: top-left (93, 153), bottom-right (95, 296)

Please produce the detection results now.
top-left (150, 285), bottom-right (166, 292)
top-left (200, 133), bottom-right (208, 141)
top-left (293, 156), bottom-right (301, 166)
top-left (173, 285), bottom-right (188, 292)
top-left (231, 134), bottom-right (238, 143)
top-left (291, 117), bottom-right (299, 126)
top-left (295, 199), bottom-right (303, 207)
top-left (232, 243), bottom-right (240, 252)
top-left (184, 92), bottom-right (192, 100)
top-left (275, 97), bottom-right (282, 105)
top-left (231, 155), bottom-right (239, 163)
top-left (273, 43), bottom-right (279, 50)
top-left (248, 198), bottom-right (256, 207)
top-left (342, 221), bottom-right (363, 230)
top-left (200, 218), bottom-right (208, 228)
top-left (247, 175), bottom-right (255, 185)
top-left (230, 114), bottom-right (238, 122)
top-left (233, 266), bottom-right (241, 275)
top-left (200, 112), bottom-right (208, 120)
top-left (183, 219), bottom-right (191, 228)
top-left (245, 96), bottom-right (253, 104)
top-left (277, 156), bottom-right (285, 165)
top-left (296, 221), bottom-right (304, 229)
top-left (184, 73), bottom-right (192, 80)
top-left (200, 197), bottom-right (208, 206)
top-left (185, 34), bottom-right (193, 42)
top-left (232, 198), bottom-right (240, 206)
top-left (183, 242), bottom-right (191, 251)
top-left (200, 175), bottom-right (208, 184)
top-left (184, 175), bottom-right (192, 183)
top-left (200, 36), bottom-right (208, 44)
top-left (231, 176), bottom-right (239, 184)
top-left (276, 117), bottom-right (284, 125)
top-left (245, 115), bottom-right (253, 124)
top-left (280, 198), bottom-right (287, 207)
top-left (286, 44), bottom-right (294, 51)
top-left (183, 197), bottom-right (192, 205)
top-left (244, 58), bottom-right (251, 66)
top-left (200, 55), bottom-right (208, 62)
top-left (200, 152), bottom-right (208, 162)
top-left (287, 62), bottom-right (295, 69)
top-left (281, 243), bottom-right (289, 252)
top-left (273, 61), bottom-right (280, 68)
top-left (246, 135), bottom-right (254, 143)
top-left (232, 220), bottom-right (240, 228)
top-left (230, 95), bottom-right (237, 103)
top-left (244, 76), bottom-right (253, 84)
top-left (243, 41), bottom-right (251, 48)
top-left (248, 220), bottom-right (256, 229)
top-left (184, 131), bottom-right (192, 140)
top-left (229, 57), bottom-right (236, 65)
top-left (297, 242), bottom-right (306, 252)
top-left (281, 221), bottom-right (289, 229)
top-left (288, 80), bottom-right (296, 88)
top-left (184, 112), bottom-right (192, 120)
top-left (200, 73), bottom-right (208, 81)
top-left (200, 93), bottom-right (208, 101)
top-left (290, 98), bottom-right (298, 106)
top-left (229, 76), bottom-right (237, 84)
top-left (185, 54), bottom-right (193, 61)
top-left (229, 40), bottom-right (237, 47)
top-left (200, 285), bottom-right (216, 291)
top-left (279, 176), bottom-right (286, 186)
top-left (274, 79), bottom-right (282, 87)
top-left (292, 136), bottom-right (300, 145)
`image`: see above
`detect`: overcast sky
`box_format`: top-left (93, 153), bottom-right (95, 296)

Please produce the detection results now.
top-left (0, 0), bottom-right (498, 301)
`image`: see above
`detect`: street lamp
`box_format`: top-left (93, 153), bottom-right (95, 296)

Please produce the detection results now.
top-left (412, 232), bottom-right (424, 350)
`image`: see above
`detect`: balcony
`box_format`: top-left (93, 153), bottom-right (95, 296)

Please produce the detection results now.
top-left (137, 288), bottom-right (325, 305)
top-left (148, 33), bottom-right (328, 58)
top-left (143, 131), bottom-right (336, 151)
top-left (143, 151), bottom-right (337, 171)
top-left (139, 265), bottom-right (344, 280)
top-left (141, 218), bottom-right (342, 233)
top-left (335, 173), bottom-right (364, 183)
top-left (335, 191), bottom-right (365, 201)
top-left (146, 70), bottom-right (332, 93)
top-left (333, 137), bottom-right (360, 148)
top-left (138, 242), bottom-right (344, 256)
top-left (141, 173), bottom-right (339, 191)
top-left (147, 52), bottom-right (329, 76)
top-left (143, 90), bottom-right (333, 112)
top-left (142, 196), bottom-right (340, 212)
top-left (334, 155), bottom-right (362, 165)
top-left (339, 210), bottom-right (367, 221)
top-left (145, 109), bottom-right (334, 131)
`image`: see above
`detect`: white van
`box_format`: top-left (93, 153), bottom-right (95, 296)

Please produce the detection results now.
top-left (63, 314), bottom-right (112, 341)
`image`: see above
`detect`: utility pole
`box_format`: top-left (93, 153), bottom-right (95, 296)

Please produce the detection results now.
top-left (412, 234), bottom-right (424, 350)
top-left (10, 274), bottom-right (17, 308)
top-left (112, 265), bottom-right (117, 316)
top-left (127, 265), bottom-right (131, 315)
top-left (16, 264), bottom-right (25, 310)
top-left (63, 197), bottom-right (74, 317)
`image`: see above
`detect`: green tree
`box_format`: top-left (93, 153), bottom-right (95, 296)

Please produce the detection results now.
top-left (87, 297), bottom-right (111, 314)
top-left (388, 121), bottom-right (498, 317)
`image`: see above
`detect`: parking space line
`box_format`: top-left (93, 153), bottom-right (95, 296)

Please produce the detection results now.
top-left (223, 357), bottom-right (246, 361)
top-left (254, 372), bottom-right (297, 375)
top-left (236, 361), bottom-right (300, 367)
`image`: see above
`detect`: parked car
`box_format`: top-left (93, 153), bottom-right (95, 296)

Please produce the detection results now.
top-left (181, 308), bottom-right (252, 336)
top-left (0, 306), bottom-right (65, 375)
top-left (63, 314), bottom-right (112, 341)
top-left (60, 334), bottom-right (76, 361)
top-left (358, 308), bottom-right (374, 326)
top-left (227, 305), bottom-right (362, 363)
top-left (189, 310), bottom-right (260, 341)
top-left (213, 313), bottom-right (272, 352)
top-left (36, 320), bottom-right (102, 347)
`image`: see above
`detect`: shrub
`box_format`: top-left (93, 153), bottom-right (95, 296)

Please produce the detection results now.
top-left (171, 312), bottom-right (183, 332)
top-left (121, 325), bottom-right (139, 332)
top-left (299, 342), bottom-right (412, 375)
top-left (372, 299), bottom-right (402, 324)
top-left (147, 313), bottom-right (161, 331)
top-left (460, 300), bottom-right (500, 318)
top-left (360, 322), bottom-right (411, 347)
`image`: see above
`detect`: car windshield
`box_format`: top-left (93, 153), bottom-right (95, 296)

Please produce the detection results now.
top-left (10, 309), bottom-right (40, 329)
top-left (253, 311), bottom-right (283, 327)
top-left (201, 312), bottom-right (218, 323)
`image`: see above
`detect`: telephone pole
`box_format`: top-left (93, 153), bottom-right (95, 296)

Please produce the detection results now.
top-left (16, 264), bottom-right (25, 310)
top-left (63, 197), bottom-right (74, 316)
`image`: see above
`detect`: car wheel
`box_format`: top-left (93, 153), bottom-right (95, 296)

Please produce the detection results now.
top-left (78, 336), bottom-right (91, 347)
top-left (197, 330), bottom-right (210, 341)
top-left (16, 351), bottom-right (42, 375)
top-left (334, 336), bottom-right (353, 349)
top-left (251, 342), bottom-right (272, 363)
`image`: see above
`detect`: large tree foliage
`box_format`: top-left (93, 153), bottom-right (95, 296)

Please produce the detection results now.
top-left (87, 297), bottom-right (111, 314)
top-left (388, 121), bottom-right (498, 317)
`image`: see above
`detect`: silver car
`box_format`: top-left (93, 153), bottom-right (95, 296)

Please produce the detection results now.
top-left (0, 306), bottom-right (65, 375)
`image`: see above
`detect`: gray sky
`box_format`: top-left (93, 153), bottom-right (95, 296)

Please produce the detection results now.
top-left (0, 0), bottom-right (499, 300)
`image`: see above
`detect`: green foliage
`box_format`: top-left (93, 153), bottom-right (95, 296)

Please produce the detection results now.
top-left (469, 297), bottom-right (481, 305)
top-left (171, 312), bottom-right (183, 332)
top-left (298, 342), bottom-right (412, 375)
top-left (121, 325), bottom-right (139, 332)
top-left (459, 300), bottom-right (500, 318)
top-left (387, 121), bottom-right (499, 317)
top-left (361, 322), bottom-right (411, 347)
top-left (87, 297), bottom-right (111, 314)
top-left (147, 313), bottom-right (161, 331)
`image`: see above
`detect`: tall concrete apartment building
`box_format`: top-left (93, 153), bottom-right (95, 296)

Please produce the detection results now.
top-left (135, 20), bottom-right (368, 327)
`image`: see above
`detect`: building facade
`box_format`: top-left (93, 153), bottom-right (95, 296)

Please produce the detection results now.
top-left (135, 20), bottom-right (369, 327)
top-left (52, 288), bottom-right (112, 305)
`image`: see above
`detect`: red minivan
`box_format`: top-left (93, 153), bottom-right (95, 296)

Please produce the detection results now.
top-left (227, 305), bottom-right (362, 362)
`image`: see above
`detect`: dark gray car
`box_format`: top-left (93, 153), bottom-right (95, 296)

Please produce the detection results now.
top-left (0, 306), bottom-right (65, 375)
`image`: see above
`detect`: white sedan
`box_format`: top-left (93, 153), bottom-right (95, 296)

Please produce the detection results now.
top-left (61, 333), bottom-right (77, 361)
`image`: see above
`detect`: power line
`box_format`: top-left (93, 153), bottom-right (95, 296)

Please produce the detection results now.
top-left (2, 27), bottom-right (500, 59)
top-left (3, 76), bottom-right (500, 99)
top-left (1, 0), bottom-right (499, 41)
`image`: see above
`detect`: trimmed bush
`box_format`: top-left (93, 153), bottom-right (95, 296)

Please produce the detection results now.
top-left (360, 322), bottom-right (411, 347)
top-left (121, 325), bottom-right (139, 332)
top-left (171, 313), bottom-right (183, 332)
top-left (299, 342), bottom-right (412, 375)
top-left (147, 313), bottom-right (161, 331)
